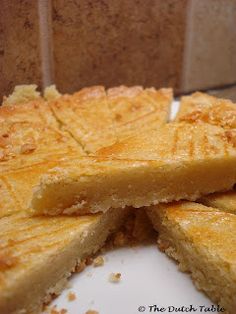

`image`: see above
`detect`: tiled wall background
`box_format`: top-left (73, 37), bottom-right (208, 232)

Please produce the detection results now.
top-left (1, 0), bottom-right (236, 99)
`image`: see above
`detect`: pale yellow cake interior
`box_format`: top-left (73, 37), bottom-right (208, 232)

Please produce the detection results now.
top-left (31, 122), bottom-right (236, 215)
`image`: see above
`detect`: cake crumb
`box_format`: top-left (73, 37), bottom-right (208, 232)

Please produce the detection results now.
top-left (93, 256), bottom-right (104, 267)
top-left (85, 310), bottom-right (99, 314)
top-left (67, 291), bottom-right (76, 301)
top-left (85, 257), bottom-right (94, 265)
top-left (75, 260), bottom-right (86, 273)
top-left (75, 257), bottom-right (94, 273)
top-left (3, 84), bottom-right (41, 105)
top-left (86, 272), bottom-right (93, 277)
top-left (50, 306), bottom-right (68, 314)
top-left (44, 85), bottom-right (61, 101)
top-left (109, 272), bottom-right (121, 283)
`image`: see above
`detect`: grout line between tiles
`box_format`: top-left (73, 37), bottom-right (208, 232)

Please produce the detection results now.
top-left (38, 0), bottom-right (54, 89)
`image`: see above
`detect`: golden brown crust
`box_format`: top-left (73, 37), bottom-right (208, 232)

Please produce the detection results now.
top-left (107, 85), bottom-right (143, 98)
top-left (176, 92), bottom-right (236, 129)
top-left (50, 86), bottom-right (172, 153)
top-left (97, 122), bottom-right (235, 161)
top-left (50, 86), bottom-right (116, 152)
top-left (107, 87), bottom-right (172, 140)
top-left (0, 98), bottom-right (83, 165)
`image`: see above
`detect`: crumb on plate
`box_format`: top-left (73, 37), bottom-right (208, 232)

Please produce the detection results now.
top-left (50, 306), bottom-right (68, 314)
top-left (109, 272), bottom-right (121, 283)
top-left (67, 291), bottom-right (76, 301)
top-left (85, 310), bottom-right (99, 314)
top-left (93, 256), bottom-right (104, 267)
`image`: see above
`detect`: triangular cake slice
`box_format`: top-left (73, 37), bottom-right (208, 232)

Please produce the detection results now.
top-left (146, 201), bottom-right (236, 313)
top-left (49, 86), bottom-right (116, 153)
top-left (199, 189), bottom-right (236, 214)
top-left (31, 122), bottom-right (236, 215)
top-left (176, 91), bottom-right (236, 129)
top-left (50, 86), bottom-right (172, 153)
top-left (176, 92), bottom-right (236, 215)
top-left (107, 86), bottom-right (172, 139)
top-left (0, 208), bottom-right (129, 314)
top-left (0, 97), bottom-right (84, 172)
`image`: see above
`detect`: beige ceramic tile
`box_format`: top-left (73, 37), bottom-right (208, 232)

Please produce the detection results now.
top-left (1, 0), bottom-right (42, 101)
top-left (209, 84), bottom-right (236, 103)
top-left (51, 0), bottom-right (187, 93)
top-left (182, 0), bottom-right (236, 92)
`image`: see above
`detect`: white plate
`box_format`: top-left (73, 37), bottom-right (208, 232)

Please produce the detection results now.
top-left (43, 101), bottom-right (214, 314)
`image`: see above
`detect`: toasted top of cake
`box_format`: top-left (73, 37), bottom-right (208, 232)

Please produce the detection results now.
top-left (176, 92), bottom-right (236, 129)
top-left (50, 86), bottom-right (116, 152)
top-left (0, 98), bottom-right (84, 169)
top-left (107, 86), bottom-right (172, 139)
top-left (0, 211), bottom-right (99, 288)
top-left (0, 154), bottom-right (81, 218)
top-left (50, 86), bottom-right (172, 153)
top-left (98, 122), bottom-right (236, 161)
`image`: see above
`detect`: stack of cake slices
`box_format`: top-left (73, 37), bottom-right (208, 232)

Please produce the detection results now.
top-left (0, 85), bottom-right (235, 314)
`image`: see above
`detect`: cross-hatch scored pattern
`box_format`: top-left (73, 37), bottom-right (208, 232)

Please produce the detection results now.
top-left (50, 86), bottom-right (172, 153)
top-left (0, 95), bottom-right (87, 218)
top-left (0, 98), bottom-right (85, 167)
top-left (97, 122), bottom-right (233, 161)
top-left (176, 92), bottom-right (236, 130)
top-left (0, 213), bottom-right (96, 272)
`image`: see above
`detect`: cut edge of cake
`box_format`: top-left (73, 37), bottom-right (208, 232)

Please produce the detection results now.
top-left (30, 122), bottom-right (236, 215)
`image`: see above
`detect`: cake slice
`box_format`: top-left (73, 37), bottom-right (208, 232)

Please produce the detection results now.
top-left (49, 86), bottom-right (116, 153)
top-left (50, 86), bottom-right (172, 153)
top-left (0, 152), bottom-right (131, 314)
top-left (107, 86), bottom-right (172, 139)
top-left (176, 91), bottom-right (236, 129)
top-left (0, 208), bottom-right (129, 314)
top-left (31, 122), bottom-right (236, 215)
top-left (0, 96), bottom-right (84, 169)
top-left (199, 190), bottom-right (236, 214)
top-left (176, 92), bottom-right (236, 215)
top-left (146, 201), bottom-right (236, 314)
